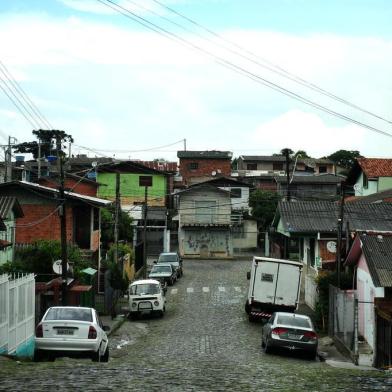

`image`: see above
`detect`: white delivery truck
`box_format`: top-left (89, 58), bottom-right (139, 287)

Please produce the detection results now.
top-left (245, 256), bottom-right (302, 321)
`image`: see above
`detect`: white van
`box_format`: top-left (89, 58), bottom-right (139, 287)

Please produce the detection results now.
top-left (128, 279), bottom-right (166, 318)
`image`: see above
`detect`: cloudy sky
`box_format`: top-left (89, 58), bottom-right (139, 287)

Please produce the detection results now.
top-left (0, 0), bottom-right (392, 161)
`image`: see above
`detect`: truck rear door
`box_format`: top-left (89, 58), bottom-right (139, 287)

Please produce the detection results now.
top-left (275, 264), bottom-right (301, 307)
top-left (252, 261), bottom-right (279, 304)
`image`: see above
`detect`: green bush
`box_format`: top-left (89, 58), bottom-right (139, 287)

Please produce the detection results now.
top-left (106, 242), bottom-right (133, 264)
top-left (0, 240), bottom-right (89, 279)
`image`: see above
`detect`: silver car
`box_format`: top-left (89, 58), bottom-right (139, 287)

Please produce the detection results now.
top-left (34, 306), bottom-right (110, 362)
top-left (261, 312), bottom-right (318, 359)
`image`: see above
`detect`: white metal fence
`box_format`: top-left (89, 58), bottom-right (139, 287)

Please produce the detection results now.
top-left (0, 273), bottom-right (35, 357)
top-left (305, 275), bottom-right (318, 310)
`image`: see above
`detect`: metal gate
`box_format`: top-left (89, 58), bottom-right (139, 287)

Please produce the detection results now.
top-left (376, 312), bottom-right (392, 368)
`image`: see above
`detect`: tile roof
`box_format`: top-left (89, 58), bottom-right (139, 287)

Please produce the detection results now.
top-left (357, 158), bottom-right (392, 178)
top-left (278, 200), bottom-right (392, 233)
top-left (177, 150), bottom-right (233, 159)
top-left (360, 234), bottom-right (392, 287)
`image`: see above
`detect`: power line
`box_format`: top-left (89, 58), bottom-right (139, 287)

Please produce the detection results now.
top-left (150, 0), bottom-right (392, 126)
top-left (97, 0), bottom-right (392, 139)
top-left (0, 61), bottom-right (53, 129)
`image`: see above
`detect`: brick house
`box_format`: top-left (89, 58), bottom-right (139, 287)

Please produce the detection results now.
top-left (0, 181), bottom-right (111, 258)
top-left (177, 150), bottom-right (233, 186)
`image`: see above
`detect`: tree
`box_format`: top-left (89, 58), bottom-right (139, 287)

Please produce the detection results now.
top-left (231, 157), bottom-right (238, 170)
top-left (294, 150), bottom-right (311, 159)
top-left (12, 129), bottom-right (73, 158)
top-left (249, 190), bottom-right (281, 228)
top-left (327, 150), bottom-right (362, 170)
top-left (101, 207), bottom-right (133, 250)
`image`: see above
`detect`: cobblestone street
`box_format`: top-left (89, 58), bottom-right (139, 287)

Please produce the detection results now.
top-left (1, 259), bottom-right (391, 391)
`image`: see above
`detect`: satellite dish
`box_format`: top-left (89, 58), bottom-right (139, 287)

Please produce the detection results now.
top-left (52, 260), bottom-right (69, 275)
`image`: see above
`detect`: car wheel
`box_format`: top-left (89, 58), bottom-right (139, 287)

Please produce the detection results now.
top-left (307, 349), bottom-right (317, 360)
top-left (33, 349), bottom-right (44, 362)
top-left (264, 339), bottom-right (272, 354)
top-left (158, 310), bottom-right (164, 318)
top-left (261, 337), bottom-right (265, 349)
top-left (92, 350), bottom-right (100, 362)
top-left (244, 302), bottom-right (250, 314)
top-left (248, 313), bottom-right (256, 322)
top-left (101, 347), bottom-right (109, 363)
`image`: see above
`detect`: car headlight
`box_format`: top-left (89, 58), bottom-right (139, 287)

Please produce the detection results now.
top-left (132, 302), bottom-right (137, 308)
top-left (154, 301), bottom-right (159, 306)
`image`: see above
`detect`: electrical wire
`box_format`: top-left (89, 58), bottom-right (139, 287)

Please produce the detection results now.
top-left (0, 61), bottom-right (53, 129)
top-left (150, 0), bottom-right (392, 126)
top-left (96, 0), bottom-right (392, 139)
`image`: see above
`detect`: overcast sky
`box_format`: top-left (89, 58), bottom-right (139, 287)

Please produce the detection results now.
top-left (1, 0), bottom-right (392, 161)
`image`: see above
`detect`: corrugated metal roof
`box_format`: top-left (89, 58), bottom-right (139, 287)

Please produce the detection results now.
top-left (177, 150), bottom-right (233, 159)
top-left (360, 235), bottom-right (392, 287)
top-left (347, 189), bottom-right (392, 204)
top-left (275, 174), bottom-right (343, 184)
top-left (278, 201), bottom-right (392, 233)
top-left (0, 196), bottom-right (24, 219)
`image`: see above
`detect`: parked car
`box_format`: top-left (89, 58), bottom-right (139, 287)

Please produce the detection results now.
top-left (149, 263), bottom-right (177, 286)
top-left (261, 312), bottom-right (318, 359)
top-left (128, 279), bottom-right (166, 318)
top-left (157, 252), bottom-right (183, 278)
top-left (34, 306), bottom-right (110, 362)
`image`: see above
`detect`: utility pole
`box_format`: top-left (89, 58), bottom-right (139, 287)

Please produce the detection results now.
top-left (184, 138), bottom-right (187, 151)
top-left (57, 135), bottom-right (68, 306)
top-left (114, 172), bottom-right (120, 264)
top-left (336, 183), bottom-right (345, 289)
top-left (282, 148), bottom-right (291, 201)
top-left (142, 186), bottom-right (148, 278)
top-left (4, 136), bottom-right (17, 182)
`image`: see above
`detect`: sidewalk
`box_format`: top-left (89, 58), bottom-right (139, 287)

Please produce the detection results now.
top-left (101, 313), bottom-right (128, 336)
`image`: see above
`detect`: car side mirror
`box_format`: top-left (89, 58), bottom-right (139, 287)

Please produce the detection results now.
top-left (153, 260), bottom-right (157, 264)
top-left (246, 271), bottom-right (251, 280)
top-left (102, 325), bottom-right (110, 332)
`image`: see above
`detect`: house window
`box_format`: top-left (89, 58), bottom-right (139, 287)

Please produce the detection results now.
top-left (363, 173), bottom-right (368, 189)
top-left (273, 162), bottom-right (284, 171)
top-left (230, 188), bottom-right (242, 198)
top-left (318, 165), bottom-right (327, 173)
top-left (247, 163), bottom-right (257, 170)
top-left (188, 162), bottom-right (199, 170)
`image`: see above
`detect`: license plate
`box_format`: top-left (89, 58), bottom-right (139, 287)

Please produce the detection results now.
top-left (57, 328), bottom-right (74, 335)
top-left (288, 334), bottom-right (301, 340)
top-left (139, 302), bottom-right (152, 310)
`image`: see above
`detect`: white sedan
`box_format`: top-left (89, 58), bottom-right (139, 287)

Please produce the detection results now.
top-left (34, 306), bottom-right (110, 362)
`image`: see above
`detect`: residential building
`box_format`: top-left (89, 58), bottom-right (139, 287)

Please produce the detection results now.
top-left (275, 174), bottom-right (343, 200)
top-left (236, 155), bottom-right (336, 175)
top-left (177, 150), bottom-right (233, 186)
top-left (272, 200), bottom-right (392, 309)
top-left (345, 233), bottom-right (392, 368)
top-left (177, 184), bottom-right (233, 258)
top-left (0, 181), bottom-right (111, 260)
top-left (346, 158), bottom-right (392, 197)
top-left (0, 197), bottom-right (24, 265)
top-left (188, 176), bottom-right (258, 254)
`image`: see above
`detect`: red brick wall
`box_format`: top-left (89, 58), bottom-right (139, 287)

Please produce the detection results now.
top-left (16, 204), bottom-right (73, 244)
top-left (179, 158), bottom-right (231, 184)
top-left (38, 178), bottom-right (98, 197)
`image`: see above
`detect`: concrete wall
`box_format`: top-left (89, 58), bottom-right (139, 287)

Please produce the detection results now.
top-left (355, 173), bottom-right (378, 196)
top-left (219, 186), bottom-right (249, 210)
top-left (179, 227), bottom-right (232, 258)
top-left (232, 220), bottom-right (257, 251)
top-left (378, 177), bottom-right (392, 192)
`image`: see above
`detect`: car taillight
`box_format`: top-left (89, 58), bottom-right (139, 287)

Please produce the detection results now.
top-left (88, 326), bottom-right (97, 339)
top-left (304, 331), bottom-right (318, 340)
top-left (35, 323), bottom-right (43, 338)
top-left (271, 327), bottom-right (288, 335)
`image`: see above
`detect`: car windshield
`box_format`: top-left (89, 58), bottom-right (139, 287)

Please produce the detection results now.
top-left (130, 283), bottom-right (160, 295)
top-left (151, 265), bottom-right (171, 273)
top-left (158, 254), bottom-right (178, 262)
top-left (45, 308), bottom-right (93, 322)
top-left (277, 315), bottom-right (311, 329)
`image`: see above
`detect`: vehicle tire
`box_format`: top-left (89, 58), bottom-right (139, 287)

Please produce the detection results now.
top-left (245, 302), bottom-right (250, 314)
top-left (307, 350), bottom-right (317, 360)
top-left (264, 339), bottom-right (272, 354)
top-left (158, 310), bottom-right (164, 318)
top-left (261, 338), bottom-right (265, 349)
top-left (33, 349), bottom-right (44, 362)
top-left (92, 350), bottom-right (100, 362)
top-left (169, 278), bottom-right (174, 286)
top-left (101, 347), bottom-right (109, 363)
top-left (248, 313), bottom-right (256, 322)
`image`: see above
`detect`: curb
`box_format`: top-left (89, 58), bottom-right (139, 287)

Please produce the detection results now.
top-left (108, 316), bottom-right (127, 337)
